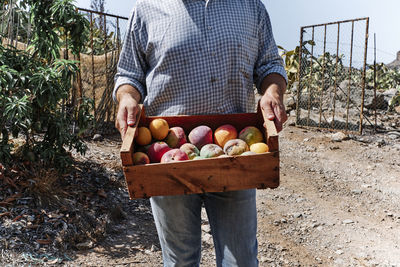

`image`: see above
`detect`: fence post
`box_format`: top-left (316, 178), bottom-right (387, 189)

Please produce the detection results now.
top-left (90, 12), bottom-right (97, 120)
top-left (296, 27), bottom-right (304, 126)
top-left (331, 23), bottom-right (341, 129)
top-left (359, 17), bottom-right (369, 134)
top-left (345, 21), bottom-right (355, 132)
top-left (306, 27), bottom-right (315, 127)
top-left (373, 33), bottom-right (377, 132)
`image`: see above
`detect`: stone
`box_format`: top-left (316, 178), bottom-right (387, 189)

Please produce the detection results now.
top-left (364, 93), bottom-right (388, 110)
top-left (92, 134), bottom-right (103, 141)
top-left (293, 212), bottom-right (303, 218)
top-left (342, 219), bottom-right (354, 224)
top-left (201, 224), bottom-right (211, 234)
top-left (393, 144), bottom-right (400, 151)
top-left (330, 132), bottom-right (348, 142)
top-left (285, 95), bottom-right (297, 112)
top-left (387, 131), bottom-right (400, 139)
top-left (361, 184), bottom-right (372, 188)
top-left (375, 139), bottom-right (385, 146)
top-left (76, 240), bottom-right (94, 250)
top-left (351, 189), bottom-right (362, 194)
top-left (335, 249), bottom-right (344, 255)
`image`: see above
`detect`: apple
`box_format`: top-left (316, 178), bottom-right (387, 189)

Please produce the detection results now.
top-left (250, 142), bottom-right (269, 153)
top-left (147, 142), bottom-right (171, 163)
top-left (160, 149), bottom-right (189, 163)
top-left (223, 139), bottom-right (249, 156)
top-left (188, 125), bottom-right (213, 149)
top-left (165, 127), bottom-right (187, 148)
top-left (238, 126), bottom-right (264, 146)
top-left (200, 144), bottom-right (224, 158)
top-left (132, 152), bottom-right (150, 165)
top-left (180, 143), bottom-right (200, 160)
top-left (214, 124), bottom-right (237, 148)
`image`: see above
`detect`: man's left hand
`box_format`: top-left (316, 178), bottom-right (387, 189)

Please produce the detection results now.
top-left (259, 74), bottom-right (287, 133)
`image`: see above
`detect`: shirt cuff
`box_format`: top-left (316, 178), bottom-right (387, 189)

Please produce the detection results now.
top-left (255, 66), bottom-right (288, 92)
top-left (113, 78), bottom-right (146, 104)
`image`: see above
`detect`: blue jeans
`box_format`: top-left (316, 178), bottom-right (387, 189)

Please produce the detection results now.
top-left (150, 189), bottom-right (258, 267)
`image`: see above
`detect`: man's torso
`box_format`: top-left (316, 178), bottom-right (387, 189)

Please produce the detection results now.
top-left (135, 0), bottom-right (263, 116)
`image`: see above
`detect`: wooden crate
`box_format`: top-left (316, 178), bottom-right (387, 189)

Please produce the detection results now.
top-left (120, 105), bottom-right (280, 199)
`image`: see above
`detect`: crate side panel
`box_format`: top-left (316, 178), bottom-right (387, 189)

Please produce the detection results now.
top-left (124, 152), bottom-right (279, 199)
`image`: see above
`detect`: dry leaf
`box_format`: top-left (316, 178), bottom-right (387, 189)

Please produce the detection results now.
top-left (36, 239), bottom-right (52, 245)
top-left (97, 189), bottom-right (107, 198)
top-left (12, 215), bottom-right (23, 222)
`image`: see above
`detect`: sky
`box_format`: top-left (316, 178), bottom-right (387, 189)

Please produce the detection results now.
top-left (75, 0), bottom-right (400, 64)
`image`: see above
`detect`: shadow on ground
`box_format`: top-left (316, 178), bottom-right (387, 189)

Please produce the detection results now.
top-left (0, 135), bottom-right (160, 265)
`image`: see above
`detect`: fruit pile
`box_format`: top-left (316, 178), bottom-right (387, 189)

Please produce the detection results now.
top-left (132, 119), bottom-right (269, 165)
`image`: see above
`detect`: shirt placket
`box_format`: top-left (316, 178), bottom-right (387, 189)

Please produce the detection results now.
top-left (204, 0), bottom-right (224, 113)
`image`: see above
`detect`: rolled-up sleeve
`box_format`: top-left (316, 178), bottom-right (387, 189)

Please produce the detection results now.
top-left (113, 9), bottom-right (148, 103)
top-left (254, 3), bottom-right (288, 92)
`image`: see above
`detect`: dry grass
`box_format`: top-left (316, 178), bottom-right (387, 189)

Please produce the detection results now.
top-left (28, 167), bottom-right (68, 208)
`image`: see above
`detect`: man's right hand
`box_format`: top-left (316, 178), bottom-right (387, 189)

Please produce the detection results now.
top-left (115, 85), bottom-right (141, 140)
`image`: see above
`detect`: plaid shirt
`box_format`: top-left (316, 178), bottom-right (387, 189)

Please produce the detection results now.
top-left (114, 0), bottom-right (287, 116)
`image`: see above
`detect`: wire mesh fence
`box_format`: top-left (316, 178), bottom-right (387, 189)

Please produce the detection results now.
top-left (0, 3), bottom-right (129, 133)
top-left (296, 18), bottom-right (371, 134)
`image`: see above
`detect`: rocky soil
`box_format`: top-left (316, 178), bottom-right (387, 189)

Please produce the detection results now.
top-left (1, 115), bottom-right (400, 266)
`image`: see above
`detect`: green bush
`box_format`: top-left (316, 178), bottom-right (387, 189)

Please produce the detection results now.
top-left (0, 0), bottom-right (93, 169)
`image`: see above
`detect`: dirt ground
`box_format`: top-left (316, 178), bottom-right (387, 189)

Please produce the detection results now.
top-left (64, 116), bottom-right (400, 266)
top-left (1, 115), bottom-right (400, 266)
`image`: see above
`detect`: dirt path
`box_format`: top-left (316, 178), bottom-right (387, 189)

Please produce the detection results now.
top-left (256, 125), bottom-right (400, 266)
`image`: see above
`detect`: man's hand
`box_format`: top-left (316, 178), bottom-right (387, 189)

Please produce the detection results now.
top-left (259, 74), bottom-right (287, 133)
top-left (115, 85), bottom-right (141, 140)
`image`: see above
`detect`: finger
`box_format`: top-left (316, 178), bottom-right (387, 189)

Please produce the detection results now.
top-left (116, 111), bottom-right (127, 140)
top-left (281, 109), bottom-right (288, 124)
top-left (120, 126), bottom-right (127, 140)
top-left (118, 120), bottom-right (127, 140)
top-left (274, 114), bottom-right (283, 133)
top-left (127, 107), bottom-right (138, 127)
top-left (262, 104), bottom-right (275, 121)
top-left (274, 104), bottom-right (287, 133)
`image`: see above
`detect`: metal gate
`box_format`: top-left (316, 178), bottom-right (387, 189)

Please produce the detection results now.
top-left (296, 18), bottom-right (369, 134)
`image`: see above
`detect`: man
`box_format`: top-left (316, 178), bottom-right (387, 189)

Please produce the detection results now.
top-left (114, 0), bottom-right (287, 266)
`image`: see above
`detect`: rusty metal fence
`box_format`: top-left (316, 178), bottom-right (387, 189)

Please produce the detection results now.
top-left (296, 18), bottom-right (370, 134)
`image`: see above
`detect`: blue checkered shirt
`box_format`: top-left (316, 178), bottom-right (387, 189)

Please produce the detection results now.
top-left (114, 0), bottom-right (287, 116)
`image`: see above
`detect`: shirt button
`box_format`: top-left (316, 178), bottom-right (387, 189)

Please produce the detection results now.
top-left (208, 26), bottom-right (212, 30)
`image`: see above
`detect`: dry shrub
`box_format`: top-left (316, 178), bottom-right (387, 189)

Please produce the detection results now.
top-left (28, 167), bottom-right (68, 208)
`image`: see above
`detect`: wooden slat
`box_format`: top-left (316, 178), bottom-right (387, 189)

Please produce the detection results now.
top-left (259, 106), bottom-right (279, 152)
top-left (120, 105), bottom-right (142, 166)
top-left (124, 152), bottom-right (279, 199)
